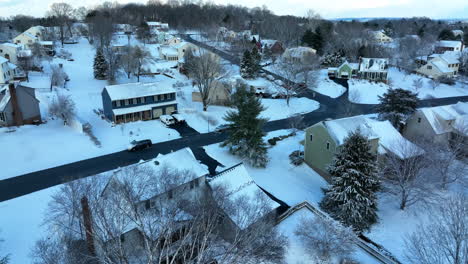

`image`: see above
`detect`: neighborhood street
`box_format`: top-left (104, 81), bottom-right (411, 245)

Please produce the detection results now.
top-left (1, 35), bottom-right (468, 202)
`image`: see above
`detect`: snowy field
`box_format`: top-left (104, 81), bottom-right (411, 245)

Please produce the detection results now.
top-left (349, 67), bottom-right (468, 104)
top-left (205, 130), bottom-right (328, 206)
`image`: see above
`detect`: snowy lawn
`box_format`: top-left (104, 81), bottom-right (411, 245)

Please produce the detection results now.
top-left (0, 185), bottom-right (59, 264)
top-left (204, 130), bottom-right (328, 206)
top-left (349, 67), bottom-right (468, 104)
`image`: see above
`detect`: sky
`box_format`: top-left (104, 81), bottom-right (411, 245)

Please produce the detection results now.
top-left (1, 0), bottom-right (468, 19)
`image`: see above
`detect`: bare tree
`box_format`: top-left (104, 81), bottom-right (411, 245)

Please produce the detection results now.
top-left (404, 194), bottom-right (468, 264)
top-left (120, 46), bottom-right (138, 79)
top-left (185, 49), bottom-right (226, 111)
top-left (132, 46), bottom-right (153, 82)
top-left (288, 113), bottom-right (304, 134)
top-left (380, 140), bottom-right (435, 210)
top-left (102, 45), bottom-right (119, 82)
top-left (48, 3), bottom-right (74, 47)
top-left (295, 215), bottom-right (356, 263)
top-left (273, 59), bottom-right (302, 106)
top-left (412, 78), bottom-right (423, 92)
top-left (49, 93), bottom-right (76, 124)
top-left (34, 164), bottom-right (286, 264)
top-left (49, 64), bottom-right (68, 90)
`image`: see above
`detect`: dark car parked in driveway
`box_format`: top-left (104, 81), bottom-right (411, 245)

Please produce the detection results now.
top-left (127, 139), bottom-right (152, 152)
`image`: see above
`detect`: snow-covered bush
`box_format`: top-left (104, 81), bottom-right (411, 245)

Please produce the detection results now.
top-left (289, 150), bottom-right (304, 166)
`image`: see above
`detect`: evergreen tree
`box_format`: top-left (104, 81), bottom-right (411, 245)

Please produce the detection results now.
top-left (464, 30), bottom-right (468, 44)
top-left (438, 29), bottom-right (456, 40)
top-left (417, 27), bottom-right (425, 38)
top-left (311, 27), bottom-right (324, 55)
top-left (383, 21), bottom-right (394, 37)
top-left (320, 130), bottom-right (380, 232)
top-left (301, 29), bottom-right (315, 47)
top-left (240, 50), bottom-right (254, 79)
top-left (250, 47), bottom-right (261, 77)
top-left (376, 88), bottom-right (419, 131)
top-left (93, 48), bottom-right (108, 80)
top-left (222, 82), bottom-right (268, 168)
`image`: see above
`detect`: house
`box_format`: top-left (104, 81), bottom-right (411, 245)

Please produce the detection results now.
top-left (163, 35), bottom-right (182, 46)
top-left (99, 147), bottom-right (210, 256)
top-left (206, 163), bottom-right (282, 240)
top-left (328, 61), bottom-right (359, 79)
top-left (0, 83), bottom-right (41, 127)
top-left (357, 57), bottom-right (389, 82)
top-left (0, 57), bottom-right (15, 84)
top-left (0, 43), bottom-right (30, 64)
top-left (158, 42), bottom-right (198, 62)
top-left (13, 32), bottom-right (38, 47)
top-left (415, 51), bottom-right (460, 78)
top-left (371, 30), bottom-right (393, 43)
top-left (24, 26), bottom-right (45, 41)
top-left (101, 81), bottom-right (177, 124)
top-left (192, 80), bottom-right (232, 106)
top-left (282, 46), bottom-right (317, 63)
top-left (304, 116), bottom-right (421, 175)
top-left (403, 102), bottom-right (468, 145)
top-left (261, 39), bottom-right (284, 55)
top-left (435, 40), bottom-right (464, 53)
top-left (146, 21), bottom-right (169, 32)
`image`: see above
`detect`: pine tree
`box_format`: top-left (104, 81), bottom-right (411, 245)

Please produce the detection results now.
top-left (438, 29), bottom-right (456, 40)
top-left (311, 27), bottom-right (324, 55)
top-left (376, 88), bottom-right (419, 131)
top-left (222, 82), bottom-right (268, 168)
top-left (240, 50), bottom-right (254, 79)
top-left (250, 47), bottom-right (261, 77)
top-left (93, 48), bottom-right (108, 80)
top-left (320, 130), bottom-right (380, 232)
top-left (301, 29), bottom-right (315, 47)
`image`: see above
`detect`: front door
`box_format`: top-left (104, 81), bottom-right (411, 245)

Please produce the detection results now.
top-left (152, 108), bottom-right (163, 119)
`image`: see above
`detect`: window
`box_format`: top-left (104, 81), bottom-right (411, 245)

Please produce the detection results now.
top-left (427, 65), bottom-right (432, 70)
top-left (168, 190), bottom-right (173, 199)
top-left (116, 100), bottom-right (121, 107)
top-left (194, 178), bottom-right (199, 187)
top-left (120, 234), bottom-right (125, 243)
top-left (132, 98), bottom-right (137, 105)
top-left (0, 112), bottom-right (5, 122)
top-left (137, 98), bottom-right (141, 104)
top-left (158, 95), bottom-right (161, 101)
top-left (309, 134), bottom-right (313, 142)
top-left (124, 99), bottom-right (129, 106)
top-left (190, 181), bottom-right (194, 189)
top-left (141, 97), bottom-right (146, 103)
top-left (326, 142), bottom-right (330, 150)
top-left (417, 117), bottom-right (421, 123)
top-left (112, 101), bottom-right (116, 107)
top-left (145, 200), bottom-right (150, 210)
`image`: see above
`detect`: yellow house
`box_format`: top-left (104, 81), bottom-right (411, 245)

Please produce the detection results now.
top-left (415, 52), bottom-right (460, 79)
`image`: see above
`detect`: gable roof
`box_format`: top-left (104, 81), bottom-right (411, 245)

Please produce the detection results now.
top-left (104, 81), bottom-right (176, 101)
top-left (321, 116), bottom-right (421, 159)
top-left (437, 40), bottom-right (462, 48)
top-left (420, 102), bottom-right (468, 135)
top-left (207, 163), bottom-right (280, 230)
top-left (359, 58), bottom-right (388, 72)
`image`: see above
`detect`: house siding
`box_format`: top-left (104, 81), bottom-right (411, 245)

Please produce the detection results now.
top-left (403, 110), bottom-right (450, 144)
top-left (101, 88), bottom-right (114, 121)
top-left (16, 86), bottom-right (40, 123)
top-left (304, 124), bottom-right (338, 175)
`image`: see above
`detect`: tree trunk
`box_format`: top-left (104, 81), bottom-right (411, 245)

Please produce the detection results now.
top-left (400, 191), bottom-right (407, 210)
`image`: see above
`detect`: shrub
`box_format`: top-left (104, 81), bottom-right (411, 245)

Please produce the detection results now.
top-left (289, 150), bottom-right (304, 166)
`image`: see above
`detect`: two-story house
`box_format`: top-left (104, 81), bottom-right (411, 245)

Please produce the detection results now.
top-left (282, 46), bottom-right (317, 64)
top-left (0, 43), bottom-right (30, 64)
top-left (415, 51), bottom-right (460, 78)
top-left (304, 116), bottom-right (421, 176)
top-left (371, 30), bottom-right (393, 43)
top-left (101, 81), bottom-right (178, 124)
top-left (403, 102), bottom-right (468, 145)
top-left (158, 42), bottom-right (199, 62)
top-left (357, 57), bottom-right (389, 82)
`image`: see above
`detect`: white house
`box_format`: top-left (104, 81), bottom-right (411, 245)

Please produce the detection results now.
top-left (163, 35), bottom-right (182, 46)
top-left (0, 57), bottom-right (16, 84)
top-left (358, 58), bottom-right (389, 82)
top-left (371, 30), bottom-right (393, 43)
top-left (0, 43), bottom-right (28, 64)
top-left (158, 42), bottom-right (199, 62)
top-left (435, 40), bottom-right (464, 53)
top-left (416, 51), bottom-right (460, 78)
top-left (452, 29), bottom-right (464, 38)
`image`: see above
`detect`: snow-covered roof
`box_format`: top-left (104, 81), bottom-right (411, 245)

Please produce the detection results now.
top-left (420, 102), bottom-right (468, 135)
top-left (207, 163), bottom-right (280, 230)
top-left (160, 46), bottom-right (178, 56)
top-left (0, 57), bottom-right (8, 64)
top-left (359, 58), bottom-right (388, 72)
top-left (452, 29), bottom-right (464, 34)
top-left (7, 62), bottom-right (17, 70)
top-left (39, 41), bottom-right (53, 46)
top-left (104, 147), bottom-right (208, 201)
top-left (322, 116), bottom-right (421, 159)
top-left (338, 61), bottom-right (359, 70)
top-left (0, 42), bottom-right (20, 48)
top-left (431, 60), bottom-right (452, 73)
top-left (430, 51), bottom-right (460, 64)
top-left (20, 32), bottom-right (38, 40)
top-left (261, 39), bottom-right (278, 47)
top-left (437, 40), bottom-right (462, 48)
top-left (104, 81), bottom-right (176, 101)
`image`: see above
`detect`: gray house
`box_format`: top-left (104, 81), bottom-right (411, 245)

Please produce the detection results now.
top-left (102, 82), bottom-right (177, 124)
top-left (0, 83), bottom-right (41, 126)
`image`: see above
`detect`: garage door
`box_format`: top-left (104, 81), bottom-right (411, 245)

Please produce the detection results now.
top-left (165, 106), bottom-right (175, 115)
top-left (152, 108), bottom-right (163, 119)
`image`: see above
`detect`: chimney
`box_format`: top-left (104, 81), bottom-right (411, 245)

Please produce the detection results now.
top-left (8, 83), bottom-right (24, 126)
top-left (81, 196), bottom-right (97, 258)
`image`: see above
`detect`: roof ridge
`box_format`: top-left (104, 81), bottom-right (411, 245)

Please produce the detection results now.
top-left (208, 162), bottom-right (244, 181)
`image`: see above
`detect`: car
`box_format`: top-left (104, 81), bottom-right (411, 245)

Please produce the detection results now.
top-left (214, 124), bottom-right (230, 132)
top-left (160, 115), bottom-right (175, 126)
top-left (171, 113), bottom-right (185, 123)
top-left (127, 139), bottom-right (152, 152)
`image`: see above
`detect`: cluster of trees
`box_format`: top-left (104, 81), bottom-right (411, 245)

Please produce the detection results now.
top-left (30, 165), bottom-right (286, 264)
